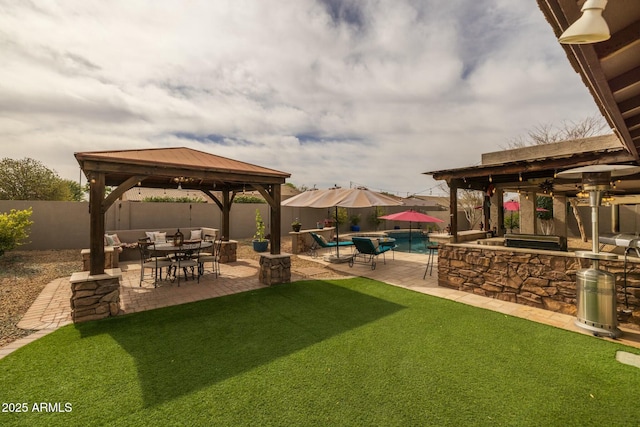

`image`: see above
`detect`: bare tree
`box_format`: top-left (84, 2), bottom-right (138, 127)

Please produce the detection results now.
top-left (502, 116), bottom-right (606, 241)
top-left (502, 114), bottom-right (609, 149)
top-left (458, 189), bottom-right (484, 230)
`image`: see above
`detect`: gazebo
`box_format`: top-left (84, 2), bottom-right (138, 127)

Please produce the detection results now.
top-left (75, 147), bottom-right (290, 276)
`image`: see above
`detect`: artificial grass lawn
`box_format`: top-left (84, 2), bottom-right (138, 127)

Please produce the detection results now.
top-left (1, 278), bottom-right (640, 426)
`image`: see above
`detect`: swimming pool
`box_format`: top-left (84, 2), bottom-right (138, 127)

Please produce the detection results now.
top-left (384, 230), bottom-right (436, 254)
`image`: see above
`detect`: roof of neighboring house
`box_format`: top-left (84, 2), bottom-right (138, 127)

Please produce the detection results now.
top-left (403, 196), bottom-right (449, 209)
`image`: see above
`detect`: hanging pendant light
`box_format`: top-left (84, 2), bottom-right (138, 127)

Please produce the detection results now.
top-left (559, 0), bottom-right (610, 44)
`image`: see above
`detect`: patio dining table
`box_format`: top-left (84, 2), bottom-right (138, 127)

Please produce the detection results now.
top-left (152, 240), bottom-right (212, 254)
top-left (151, 240), bottom-right (213, 283)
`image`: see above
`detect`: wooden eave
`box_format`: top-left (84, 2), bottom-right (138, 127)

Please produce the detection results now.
top-left (537, 0), bottom-right (640, 160)
top-left (425, 146), bottom-right (636, 194)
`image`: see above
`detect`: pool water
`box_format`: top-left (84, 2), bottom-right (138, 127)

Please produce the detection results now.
top-left (386, 231), bottom-right (436, 254)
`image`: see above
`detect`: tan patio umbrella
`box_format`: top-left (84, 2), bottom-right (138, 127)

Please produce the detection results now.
top-left (282, 187), bottom-right (403, 260)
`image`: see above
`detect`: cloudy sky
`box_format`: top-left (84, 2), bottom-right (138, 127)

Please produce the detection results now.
top-left (0, 0), bottom-right (602, 196)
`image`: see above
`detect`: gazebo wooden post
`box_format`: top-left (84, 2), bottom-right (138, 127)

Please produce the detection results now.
top-left (69, 170), bottom-right (121, 324)
top-left (449, 180), bottom-right (459, 243)
top-left (89, 172), bottom-right (106, 276)
top-left (270, 184), bottom-right (281, 255)
top-left (254, 183), bottom-right (289, 285)
top-left (221, 189), bottom-right (231, 241)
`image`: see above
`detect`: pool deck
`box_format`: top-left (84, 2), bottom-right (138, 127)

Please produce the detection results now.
top-left (2, 249), bottom-right (640, 360)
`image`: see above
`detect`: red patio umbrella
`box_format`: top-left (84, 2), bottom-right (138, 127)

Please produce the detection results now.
top-left (379, 210), bottom-right (444, 252)
top-left (503, 200), bottom-right (519, 232)
top-left (503, 200), bottom-right (520, 211)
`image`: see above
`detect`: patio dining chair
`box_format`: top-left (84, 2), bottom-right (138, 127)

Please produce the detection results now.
top-left (138, 240), bottom-right (172, 287)
top-left (348, 237), bottom-right (395, 270)
top-left (197, 237), bottom-right (222, 278)
top-left (170, 240), bottom-right (202, 286)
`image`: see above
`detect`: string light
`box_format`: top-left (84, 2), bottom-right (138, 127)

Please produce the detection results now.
top-left (489, 175), bottom-right (493, 183)
top-left (519, 172), bottom-right (522, 182)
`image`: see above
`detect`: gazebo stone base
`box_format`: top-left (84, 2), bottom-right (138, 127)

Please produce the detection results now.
top-left (259, 253), bottom-right (291, 285)
top-left (69, 269), bottom-right (122, 323)
top-left (219, 240), bottom-right (237, 263)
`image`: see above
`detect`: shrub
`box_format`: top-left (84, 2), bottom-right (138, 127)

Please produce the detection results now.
top-left (369, 206), bottom-right (385, 230)
top-left (142, 196), bottom-right (205, 203)
top-left (234, 195), bottom-right (266, 204)
top-left (253, 209), bottom-right (267, 242)
top-left (0, 208), bottom-right (34, 257)
top-left (332, 207), bottom-right (348, 226)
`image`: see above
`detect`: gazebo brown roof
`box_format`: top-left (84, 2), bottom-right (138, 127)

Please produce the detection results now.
top-left (75, 147), bottom-right (291, 275)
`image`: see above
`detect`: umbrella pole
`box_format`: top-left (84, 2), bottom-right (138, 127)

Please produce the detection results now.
top-left (409, 221), bottom-right (413, 253)
top-left (335, 206), bottom-right (340, 258)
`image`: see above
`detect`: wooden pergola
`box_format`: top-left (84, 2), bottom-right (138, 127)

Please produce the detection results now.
top-left (424, 135), bottom-right (640, 241)
top-left (75, 147), bottom-right (290, 275)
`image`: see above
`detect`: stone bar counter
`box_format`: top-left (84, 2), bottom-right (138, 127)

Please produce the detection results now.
top-left (437, 242), bottom-right (640, 317)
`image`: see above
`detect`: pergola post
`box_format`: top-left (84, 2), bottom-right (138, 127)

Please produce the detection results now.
top-left (490, 188), bottom-right (504, 236)
top-left (483, 193), bottom-right (491, 234)
top-left (449, 181), bottom-right (458, 243)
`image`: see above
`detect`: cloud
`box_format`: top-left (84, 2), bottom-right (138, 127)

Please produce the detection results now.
top-left (0, 0), bottom-right (600, 195)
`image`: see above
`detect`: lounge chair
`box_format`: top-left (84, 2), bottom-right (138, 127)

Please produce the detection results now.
top-left (309, 232), bottom-right (354, 257)
top-left (349, 237), bottom-right (396, 270)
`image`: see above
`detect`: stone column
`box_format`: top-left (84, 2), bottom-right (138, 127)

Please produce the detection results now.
top-left (219, 240), bottom-right (237, 263)
top-left (69, 269), bottom-right (122, 323)
top-left (259, 253), bottom-right (291, 285)
top-left (553, 196), bottom-right (568, 237)
top-left (520, 192), bottom-right (536, 234)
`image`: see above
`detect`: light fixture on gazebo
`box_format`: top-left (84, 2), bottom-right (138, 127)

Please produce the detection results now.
top-left (173, 176), bottom-right (194, 190)
top-left (559, 0), bottom-right (610, 44)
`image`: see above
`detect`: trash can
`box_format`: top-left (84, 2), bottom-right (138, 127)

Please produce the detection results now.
top-left (575, 267), bottom-right (621, 338)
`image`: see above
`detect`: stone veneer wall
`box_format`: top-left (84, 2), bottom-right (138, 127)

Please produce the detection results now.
top-left (438, 244), bottom-right (640, 316)
top-left (219, 240), bottom-right (237, 263)
top-left (81, 247), bottom-right (119, 271)
top-left (259, 254), bottom-right (291, 285)
top-left (69, 270), bottom-right (122, 323)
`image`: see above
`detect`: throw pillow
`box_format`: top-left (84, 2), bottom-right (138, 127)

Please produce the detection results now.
top-left (104, 234), bottom-right (115, 246)
top-left (154, 232), bottom-right (167, 244)
top-left (109, 234), bottom-right (122, 245)
top-left (145, 231), bottom-right (157, 242)
top-left (190, 229), bottom-right (203, 240)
